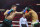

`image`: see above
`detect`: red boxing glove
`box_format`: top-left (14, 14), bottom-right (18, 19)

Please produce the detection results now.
top-left (25, 10), bottom-right (28, 13)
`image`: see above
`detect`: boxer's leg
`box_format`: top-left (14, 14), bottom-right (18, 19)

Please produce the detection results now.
top-left (34, 23), bottom-right (39, 27)
top-left (34, 20), bottom-right (39, 27)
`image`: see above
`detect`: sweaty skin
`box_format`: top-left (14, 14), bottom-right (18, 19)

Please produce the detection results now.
top-left (4, 10), bottom-right (16, 20)
top-left (25, 10), bottom-right (38, 22)
top-left (4, 10), bottom-right (23, 20)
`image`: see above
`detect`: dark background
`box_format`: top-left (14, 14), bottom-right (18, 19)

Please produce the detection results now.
top-left (0, 0), bottom-right (40, 12)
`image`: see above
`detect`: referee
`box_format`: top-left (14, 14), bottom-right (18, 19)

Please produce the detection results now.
top-left (19, 14), bottom-right (28, 27)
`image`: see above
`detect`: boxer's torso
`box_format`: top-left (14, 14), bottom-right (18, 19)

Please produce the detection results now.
top-left (5, 10), bottom-right (16, 20)
top-left (30, 10), bottom-right (38, 22)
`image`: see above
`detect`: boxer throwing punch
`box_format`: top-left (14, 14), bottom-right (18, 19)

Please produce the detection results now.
top-left (2, 5), bottom-right (27, 27)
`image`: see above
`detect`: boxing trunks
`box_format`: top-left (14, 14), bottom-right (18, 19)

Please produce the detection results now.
top-left (2, 19), bottom-right (13, 27)
top-left (31, 20), bottom-right (39, 27)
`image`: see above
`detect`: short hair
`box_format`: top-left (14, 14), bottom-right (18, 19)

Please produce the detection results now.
top-left (11, 5), bottom-right (17, 8)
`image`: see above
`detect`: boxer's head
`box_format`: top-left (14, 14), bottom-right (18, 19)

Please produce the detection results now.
top-left (11, 5), bottom-right (17, 11)
top-left (27, 8), bottom-right (32, 12)
top-left (25, 6), bottom-right (33, 12)
top-left (25, 7), bottom-right (30, 12)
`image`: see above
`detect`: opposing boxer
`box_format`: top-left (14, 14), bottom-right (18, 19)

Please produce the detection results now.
top-left (25, 7), bottom-right (39, 27)
top-left (2, 5), bottom-right (27, 27)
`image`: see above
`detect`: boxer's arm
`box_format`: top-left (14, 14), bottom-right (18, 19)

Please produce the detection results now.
top-left (16, 7), bottom-right (27, 14)
top-left (16, 12), bottom-right (23, 14)
top-left (4, 10), bottom-right (9, 15)
top-left (25, 11), bottom-right (32, 16)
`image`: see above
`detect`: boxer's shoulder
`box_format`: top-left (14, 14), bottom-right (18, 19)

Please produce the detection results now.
top-left (6, 10), bottom-right (10, 11)
top-left (28, 11), bottom-right (32, 13)
top-left (6, 10), bottom-right (10, 12)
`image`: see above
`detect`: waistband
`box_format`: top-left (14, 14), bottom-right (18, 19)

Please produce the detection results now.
top-left (31, 22), bottom-right (39, 24)
top-left (3, 19), bottom-right (12, 25)
top-left (3, 19), bottom-right (12, 23)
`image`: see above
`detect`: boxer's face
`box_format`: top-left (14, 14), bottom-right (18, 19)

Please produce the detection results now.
top-left (12, 6), bottom-right (16, 11)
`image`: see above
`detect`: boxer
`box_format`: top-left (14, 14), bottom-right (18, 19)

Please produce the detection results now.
top-left (25, 7), bottom-right (39, 27)
top-left (2, 5), bottom-right (27, 27)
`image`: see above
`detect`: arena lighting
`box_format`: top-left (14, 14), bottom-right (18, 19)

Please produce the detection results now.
top-left (36, 4), bottom-right (40, 5)
top-left (16, 3), bottom-right (20, 5)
